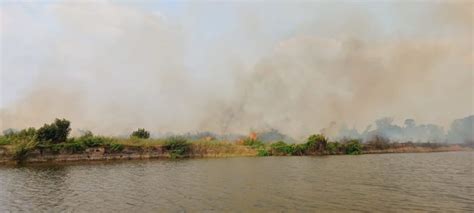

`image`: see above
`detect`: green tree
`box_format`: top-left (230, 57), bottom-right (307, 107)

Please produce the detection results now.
top-left (36, 119), bottom-right (71, 144)
top-left (130, 128), bottom-right (150, 139)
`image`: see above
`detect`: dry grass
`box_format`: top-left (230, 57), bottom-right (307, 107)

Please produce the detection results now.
top-left (189, 140), bottom-right (257, 157)
top-left (363, 145), bottom-right (468, 154)
top-left (113, 138), bottom-right (257, 157)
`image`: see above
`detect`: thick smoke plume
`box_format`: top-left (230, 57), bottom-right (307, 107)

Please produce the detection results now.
top-left (1, 1), bottom-right (472, 141)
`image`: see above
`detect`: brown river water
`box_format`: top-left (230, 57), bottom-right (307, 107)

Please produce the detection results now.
top-left (0, 152), bottom-right (472, 212)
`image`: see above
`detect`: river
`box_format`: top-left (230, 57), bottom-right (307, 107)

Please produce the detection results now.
top-left (0, 152), bottom-right (472, 212)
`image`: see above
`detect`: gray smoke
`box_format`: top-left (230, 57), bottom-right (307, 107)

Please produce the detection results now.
top-left (329, 115), bottom-right (473, 144)
top-left (1, 1), bottom-right (472, 139)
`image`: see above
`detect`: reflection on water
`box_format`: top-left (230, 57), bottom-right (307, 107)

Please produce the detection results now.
top-left (0, 152), bottom-right (473, 212)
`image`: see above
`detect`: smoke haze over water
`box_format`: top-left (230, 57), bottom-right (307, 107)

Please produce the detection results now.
top-left (1, 1), bottom-right (472, 141)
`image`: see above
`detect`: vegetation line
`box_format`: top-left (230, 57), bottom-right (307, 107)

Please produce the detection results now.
top-left (0, 118), bottom-right (471, 164)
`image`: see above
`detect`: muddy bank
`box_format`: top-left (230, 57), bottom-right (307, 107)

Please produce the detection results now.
top-left (0, 144), bottom-right (258, 165)
top-left (0, 144), bottom-right (470, 165)
top-left (362, 145), bottom-right (468, 154)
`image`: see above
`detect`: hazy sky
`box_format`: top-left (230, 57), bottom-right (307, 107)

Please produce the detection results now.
top-left (1, 0), bottom-right (472, 137)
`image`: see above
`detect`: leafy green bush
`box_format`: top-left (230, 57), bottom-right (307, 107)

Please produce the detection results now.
top-left (17, 128), bottom-right (37, 140)
top-left (344, 139), bottom-right (363, 155)
top-left (0, 128), bottom-right (37, 145)
top-left (13, 140), bottom-right (38, 162)
top-left (130, 128), bottom-right (150, 139)
top-left (0, 136), bottom-right (10, 145)
top-left (326, 142), bottom-right (341, 154)
top-left (270, 141), bottom-right (294, 155)
top-left (164, 136), bottom-right (190, 158)
top-left (50, 144), bottom-right (64, 154)
top-left (305, 134), bottom-right (328, 153)
top-left (257, 148), bottom-right (270, 156)
top-left (63, 141), bottom-right (86, 153)
top-left (292, 144), bottom-right (307, 156)
top-left (36, 119), bottom-right (71, 144)
top-left (78, 136), bottom-right (105, 147)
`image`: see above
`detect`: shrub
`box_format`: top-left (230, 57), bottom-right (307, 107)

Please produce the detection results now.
top-left (13, 140), bottom-right (38, 162)
top-left (17, 128), bottom-right (37, 140)
top-left (270, 141), bottom-right (294, 155)
top-left (0, 136), bottom-right (9, 145)
top-left (344, 139), bottom-right (363, 155)
top-left (71, 130), bottom-right (112, 148)
top-left (164, 136), bottom-right (190, 158)
top-left (130, 128), bottom-right (150, 139)
top-left (326, 142), bottom-right (341, 154)
top-left (243, 138), bottom-right (265, 149)
top-left (36, 119), bottom-right (71, 144)
top-left (63, 140), bottom-right (86, 153)
top-left (0, 128), bottom-right (37, 145)
top-left (257, 148), bottom-right (270, 156)
top-left (78, 135), bottom-right (105, 147)
top-left (305, 134), bottom-right (328, 153)
top-left (292, 144), bottom-right (306, 156)
top-left (50, 144), bottom-right (63, 154)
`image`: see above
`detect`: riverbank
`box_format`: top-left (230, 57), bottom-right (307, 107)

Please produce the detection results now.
top-left (0, 140), bottom-right (258, 165)
top-left (0, 141), bottom-right (470, 165)
top-left (1, 118), bottom-right (472, 165)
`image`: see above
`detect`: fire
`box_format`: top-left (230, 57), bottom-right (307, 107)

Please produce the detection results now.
top-left (249, 132), bottom-right (257, 141)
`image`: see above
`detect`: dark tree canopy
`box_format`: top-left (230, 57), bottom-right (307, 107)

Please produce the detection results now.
top-left (130, 128), bottom-right (150, 139)
top-left (36, 118), bottom-right (71, 143)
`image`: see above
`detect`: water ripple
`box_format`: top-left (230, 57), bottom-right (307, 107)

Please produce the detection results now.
top-left (0, 152), bottom-right (473, 212)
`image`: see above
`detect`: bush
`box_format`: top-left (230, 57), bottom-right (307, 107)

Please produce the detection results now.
top-left (164, 136), bottom-right (190, 158)
top-left (344, 139), bottom-right (363, 155)
top-left (257, 148), bottom-right (270, 156)
top-left (36, 118), bottom-right (71, 144)
top-left (50, 144), bottom-right (64, 154)
top-left (292, 144), bottom-right (306, 156)
top-left (130, 128), bottom-right (150, 139)
top-left (63, 140), bottom-right (86, 153)
top-left (13, 140), bottom-right (38, 162)
top-left (0, 128), bottom-right (37, 145)
top-left (78, 135), bottom-right (106, 147)
top-left (270, 141), bottom-right (294, 155)
top-left (305, 134), bottom-right (328, 153)
top-left (17, 128), bottom-right (37, 140)
top-left (243, 138), bottom-right (265, 149)
top-left (326, 142), bottom-right (341, 154)
top-left (0, 136), bottom-right (9, 145)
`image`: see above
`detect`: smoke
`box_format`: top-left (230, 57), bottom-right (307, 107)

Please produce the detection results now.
top-left (447, 116), bottom-right (474, 144)
top-left (1, 1), bottom-right (472, 139)
top-left (326, 115), bottom-right (473, 144)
